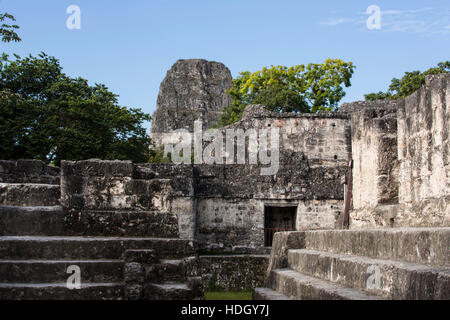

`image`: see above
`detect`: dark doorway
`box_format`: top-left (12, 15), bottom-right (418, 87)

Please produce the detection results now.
top-left (264, 206), bottom-right (297, 247)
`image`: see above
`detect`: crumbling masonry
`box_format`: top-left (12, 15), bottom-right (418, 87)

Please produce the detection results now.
top-left (0, 59), bottom-right (448, 300)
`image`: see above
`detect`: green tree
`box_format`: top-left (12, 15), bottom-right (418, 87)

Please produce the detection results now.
top-left (218, 59), bottom-right (355, 126)
top-left (365, 61), bottom-right (450, 101)
top-left (148, 145), bottom-right (172, 163)
top-left (0, 13), bottom-right (21, 43)
top-left (0, 53), bottom-right (151, 165)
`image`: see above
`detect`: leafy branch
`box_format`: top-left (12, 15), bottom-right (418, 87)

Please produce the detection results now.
top-left (0, 13), bottom-right (21, 43)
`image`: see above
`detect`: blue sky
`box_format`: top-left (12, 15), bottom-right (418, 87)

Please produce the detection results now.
top-left (1, 0), bottom-right (449, 131)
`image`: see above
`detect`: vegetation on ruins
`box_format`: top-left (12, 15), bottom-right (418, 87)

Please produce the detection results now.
top-left (0, 13), bottom-right (21, 43)
top-left (365, 61), bottom-right (450, 101)
top-left (148, 145), bottom-right (173, 163)
top-left (0, 53), bottom-right (151, 165)
top-left (217, 59), bottom-right (355, 126)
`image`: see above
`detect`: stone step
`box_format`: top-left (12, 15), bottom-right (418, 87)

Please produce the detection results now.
top-left (0, 206), bottom-right (180, 238)
top-left (125, 249), bottom-right (157, 264)
top-left (304, 228), bottom-right (450, 266)
top-left (144, 282), bottom-right (193, 300)
top-left (269, 269), bottom-right (382, 300)
top-left (0, 183), bottom-right (60, 206)
top-left (0, 259), bottom-right (123, 283)
top-left (65, 210), bottom-right (179, 238)
top-left (0, 282), bottom-right (123, 300)
top-left (147, 257), bottom-right (196, 283)
top-left (0, 236), bottom-right (196, 260)
top-left (252, 287), bottom-right (290, 300)
top-left (0, 160), bottom-right (60, 185)
top-left (0, 206), bottom-right (65, 236)
top-left (288, 249), bottom-right (450, 300)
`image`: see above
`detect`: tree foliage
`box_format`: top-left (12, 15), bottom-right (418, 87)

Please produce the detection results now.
top-left (365, 61), bottom-right (450, 101)
top-left (0, 53), bottom-right (151, 165)
top-left (0, 13), bottom-right (21, 43)
top-left (148, 146), bottom-right (172, 163)
top-left (218, 59), bottom-right (355, 126)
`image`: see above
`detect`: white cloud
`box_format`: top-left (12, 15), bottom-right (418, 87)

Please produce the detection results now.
top-left (381, 8), bottom-right (434, 15)
top-left (320, 18), bottom-right (356, 26)
top-left (320, 16), bottom-right (367, 27)
top-left (321, 6), bottom-right (450, 36)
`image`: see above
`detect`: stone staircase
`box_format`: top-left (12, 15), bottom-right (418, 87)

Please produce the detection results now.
top-left (143, 255), bottom-right (202, 299)
top-left (254, 228), bottom-right (450, 300)
top-left (0, 174), bottom-right (202, 299)
top-left (0, 234), bottom-right (199, 299)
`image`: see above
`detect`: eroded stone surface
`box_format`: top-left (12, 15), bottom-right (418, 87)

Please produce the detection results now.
top-left (0, 160), bottom-right (60, 184)
top-left (151, 59), bottom-right (233, 146)
top-left (193, 254), bottom-right (269, 291)
top-left (349, 74), bottom-right (450, 228)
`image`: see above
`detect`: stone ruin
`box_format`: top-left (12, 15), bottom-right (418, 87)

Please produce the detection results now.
top-left (150, 59), bottom-right (233, 147)
top-left (0, 59), bottom-right (448, 300)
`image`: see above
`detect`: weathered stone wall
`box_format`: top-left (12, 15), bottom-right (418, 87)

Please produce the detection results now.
top-left (60, 160), bottom-right (196, 239)
top-left (0, 160), bottom-right (61, 207)
top-left (134, 163), bottom-right (197, 239)
top-left (229, 105), bottom-right (351, 167)
top-left (194, 160), bottom-right (345, 201)
top-left (58, 147), bottom-right (347, 249)
top-left (296, 199), bottom-right (343, 230)
top-left (349, 73), bottom-right (450, 228)
top-left (194, 255), bottom-right (269, 291)
top-left (192, 107), bottom-right (350, 253)
top-left (349, 101), bottom-right (402, 228)
top-left (0, 160), bottom-right (60, 184)
top-left (61, 160), bottom-right (169, 211)
top-left (196, 198), bottom-right (264, 253)
top-left (149, 59), bottom-right (350, 249)
top-left (195, 198), bottom-right (344, 253)
top-left (397, 74), bottom-right (450, 226)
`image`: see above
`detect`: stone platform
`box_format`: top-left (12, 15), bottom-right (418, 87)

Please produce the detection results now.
top-left (254, 229), bottom-right (450, 300)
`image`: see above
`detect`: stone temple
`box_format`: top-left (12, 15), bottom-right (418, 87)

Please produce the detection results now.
top-left (0, 59), bottom-right (449, 300)
top-left (150, 59), bottom-right (233, 147)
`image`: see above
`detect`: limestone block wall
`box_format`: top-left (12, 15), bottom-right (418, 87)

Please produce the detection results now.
top-left (227, 105), bottom-right (351, 167)
top-left (0, 159), bottom-right (60, 184)
top-left (61, 160), bottom-right (170, 211)
top-left (60, 160), bottom-right (196, 239)
top-left (134, 163), bottom-right (197, 240)
top-left (192, 108), bottom-right (350, 253)
top-left (349, 102), bottom-right (402, 228)
top-left (296, 200), bottom-right (343, 230)
top-left (57, 150), bottom-right (347, 250)
top-left (397, 74), bottom-right (450, 227)
top-left (349, 73), bottom-right (450, 229)
top-left (195, 197), bottom-right (344, 253)
top-left (196, 198), bottom-right (264, 253)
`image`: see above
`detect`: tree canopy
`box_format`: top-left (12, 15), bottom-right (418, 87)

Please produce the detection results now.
top-left (0, 53), bottom-right (151, 165)
top-left (365, 61), bottom-right (450, 101)
top-left (0, 13), bottom-right (21, 43)
top-left (217, 59), bottom-right (355, 126)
